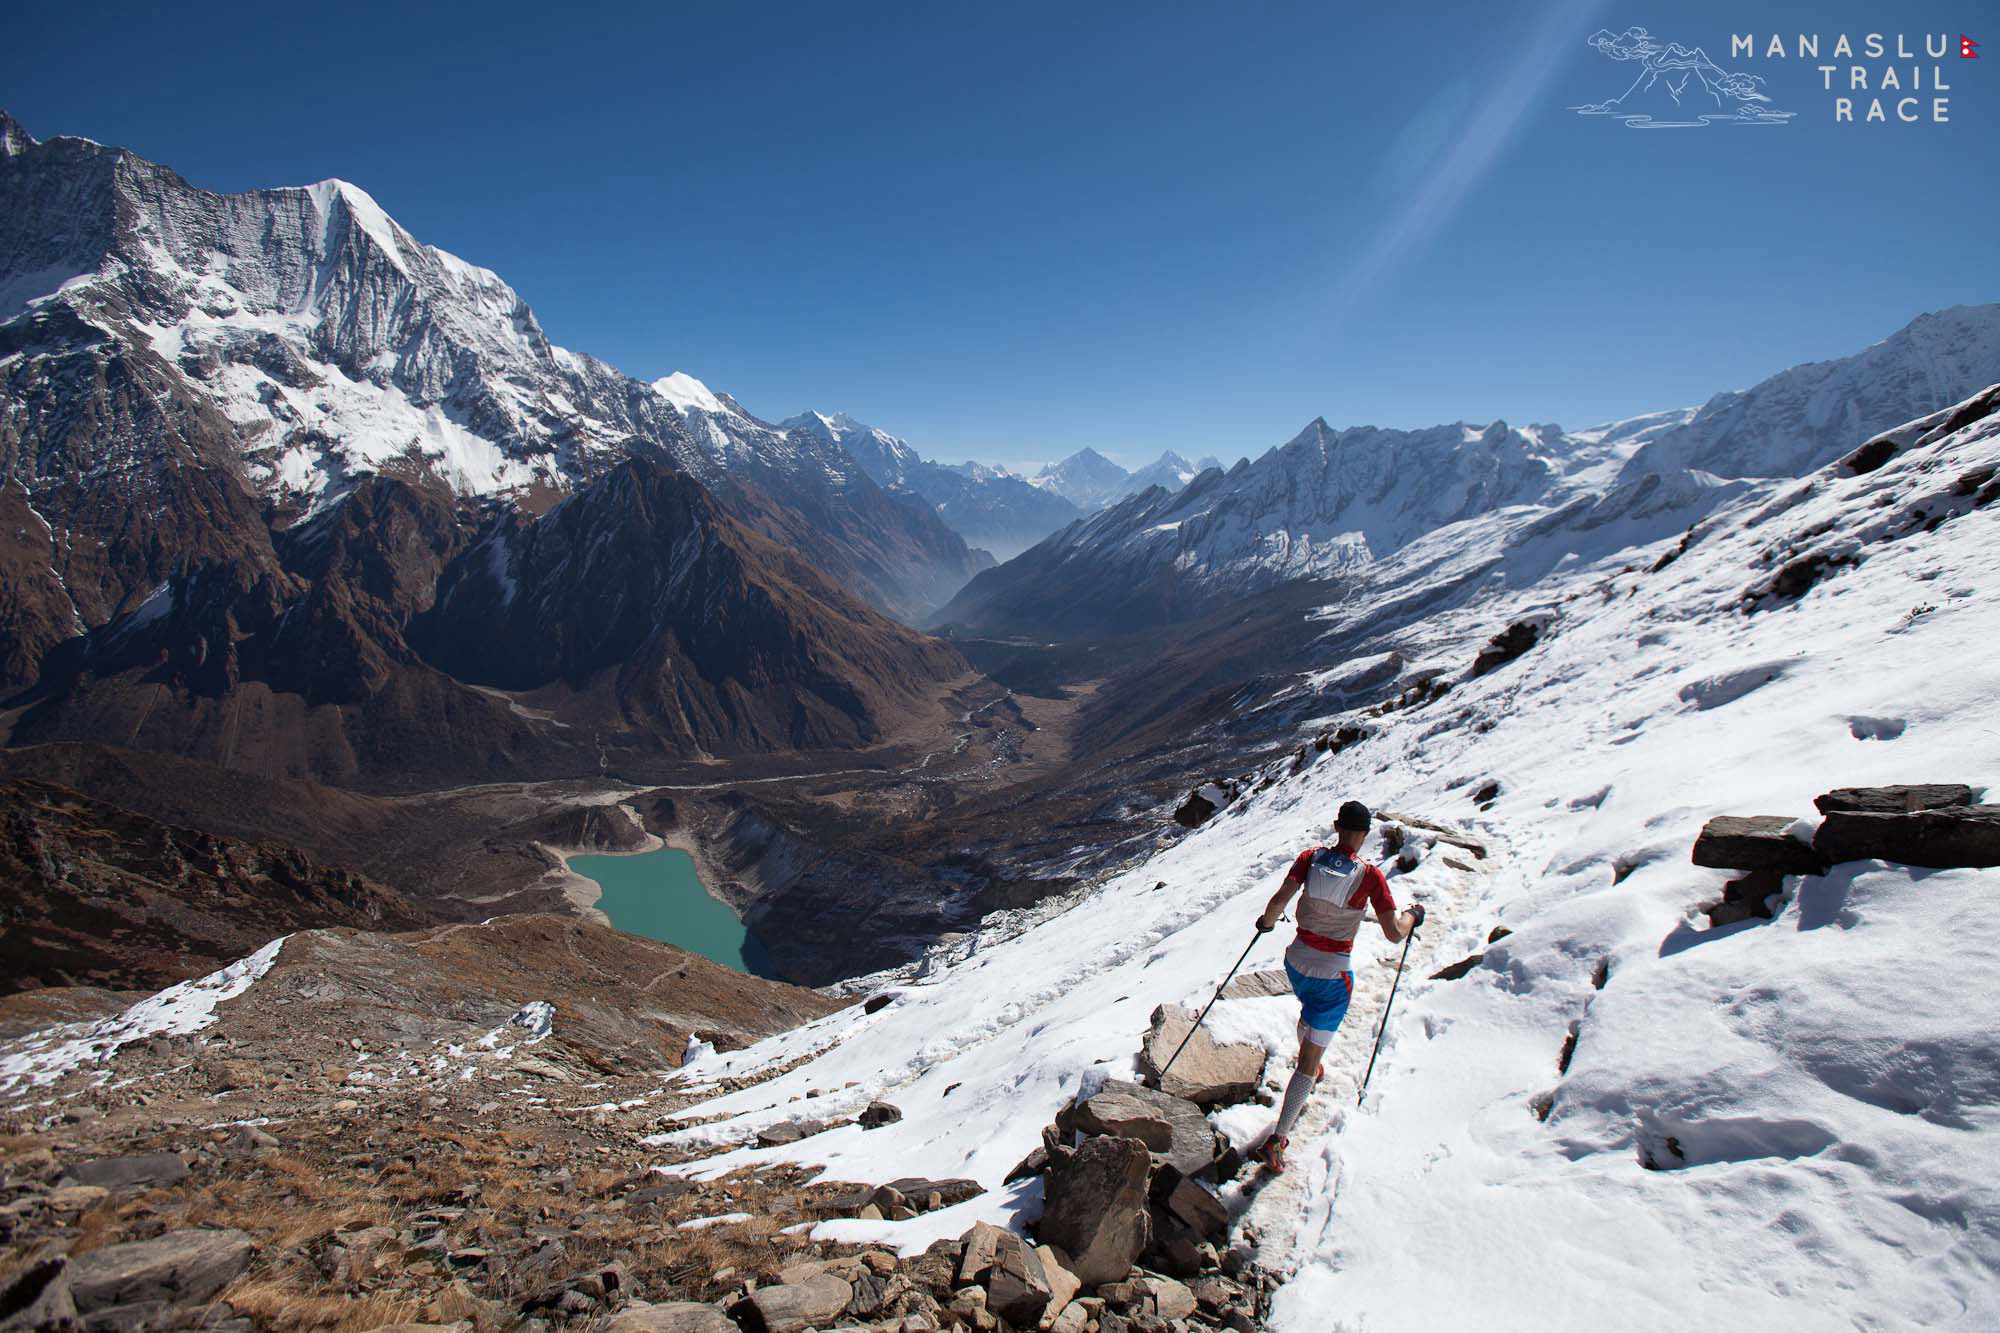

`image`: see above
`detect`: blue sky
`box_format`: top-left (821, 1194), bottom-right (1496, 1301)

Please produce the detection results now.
top-left (5, 1), bottom-right (1993, 470)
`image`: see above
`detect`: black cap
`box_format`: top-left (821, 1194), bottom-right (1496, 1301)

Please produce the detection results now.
top-left (1336, 799), bottom-right (1372, 832)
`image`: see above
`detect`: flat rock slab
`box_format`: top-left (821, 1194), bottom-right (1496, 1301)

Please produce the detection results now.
top-left (602, 1301), bottom-right (739, 1332)
top-left (1218, 969), bottom-right (1290, 1001)
top-left (732, 1274), bottom-right (852, 1333)
top-left (63, 1152), bottom-right (189, 1191)
top-left (1815, 805), bottom-right (2000, 869)
top-left (1137, 1006), bottom-right (1266, 1107)
top-left (67, 1228), bottom-right (253, 1312)
top-left (1691, 815), bottom-right (1824, 874)
top-left (1061, 1080), bottom-right (1217, 1177)
top-left (1814, 784), bottom-right (1975, 814)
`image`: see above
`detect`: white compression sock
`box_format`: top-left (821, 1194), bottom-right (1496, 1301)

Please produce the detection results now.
top-left (1274, 1064), bottom-right (1315, 1137)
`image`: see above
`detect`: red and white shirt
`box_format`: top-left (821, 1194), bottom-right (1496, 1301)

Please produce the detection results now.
top-left (1284, 846), bottom-right (1397, 978)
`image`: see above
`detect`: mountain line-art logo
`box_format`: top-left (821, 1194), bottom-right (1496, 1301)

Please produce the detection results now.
top-left (1571, 27), bottom-right (1794, 128)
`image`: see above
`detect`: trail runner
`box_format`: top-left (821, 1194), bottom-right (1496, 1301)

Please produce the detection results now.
top-left (1253, 799), bottom-right (1424, 1171)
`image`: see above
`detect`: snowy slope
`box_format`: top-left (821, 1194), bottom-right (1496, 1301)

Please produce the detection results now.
top-left (645, 387), bottom-right (2000, 1328)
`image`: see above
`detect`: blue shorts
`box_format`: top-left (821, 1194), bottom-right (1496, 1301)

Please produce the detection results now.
top-left (1285, 963), bottom-right (1354, 1045)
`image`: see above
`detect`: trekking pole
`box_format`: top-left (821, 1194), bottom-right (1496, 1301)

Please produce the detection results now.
top-left (1356, 925), bottom-right (1417, 1106)
top-left (1158, 924), bottom-right (1270, 1082)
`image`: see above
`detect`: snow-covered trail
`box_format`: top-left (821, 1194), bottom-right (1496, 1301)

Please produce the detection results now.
top-left (643, 389), bottom-right (2000, 1328)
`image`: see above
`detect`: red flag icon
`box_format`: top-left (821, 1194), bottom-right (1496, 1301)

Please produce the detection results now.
top-left (1962, 35), bottom-right (1979, 57)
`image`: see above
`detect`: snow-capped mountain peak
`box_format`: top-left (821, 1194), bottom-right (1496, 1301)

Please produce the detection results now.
top-left (652, 370), bottom-right (736, 418)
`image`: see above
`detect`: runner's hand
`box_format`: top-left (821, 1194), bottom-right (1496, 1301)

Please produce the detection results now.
top-left (1256, 914), bottom-right (1278, 934)
top-left (1406, 903), bottom-right (1427, 929)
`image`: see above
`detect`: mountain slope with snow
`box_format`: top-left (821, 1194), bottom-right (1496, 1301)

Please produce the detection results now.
top-left (937, 306), bottom-right (2000, 640)
top-left (637, 385), bottom-right (2000, 1328)
top-left (0, 110), bottom-right (981, 657)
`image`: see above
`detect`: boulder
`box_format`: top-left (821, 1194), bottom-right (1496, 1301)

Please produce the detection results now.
top-left (62, 1152), bottom-right (188, 1192)
top-left (603, 1308), bottom-right (737, 1333)
top-left (1814, 805), bottom-right (2000, 869)
top-left (1037, 1136), bottom-right (1152, 1286)
top-left (957, 1220), bottom-right (1010, 1286)
top-left (1060, 1081), bottom-right (1218, 1177)
top-left (754, 1120), bottom-right (826, 1148)
top-left (1217, 969), bottom-right (1289, 1001)
top-left (1814, 784), bottom-right (1974, 815)
top-left (67, 1229), bottom-right (252, 1312)
top-left (1137, 1275), bottom-right (1197, 1322)
top-left (730, 1275), bottom-right (852, 1333)
top-left (1137, 1006), bottom-right (1266, 1107)
top-left (1690, 816), bottom-right (1824, 875)
top-left (1161, 1174), bottom-right (1228, 1239)
top-left (985, 1232), bottom-right (1053, 1327)
top-left (859, 1101), bottom-right (903, 1130)
top-left (1034, 1246), bottom-right (1081, 1329)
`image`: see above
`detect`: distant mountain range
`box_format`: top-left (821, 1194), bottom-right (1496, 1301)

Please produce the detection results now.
top-left (781, 411), bottom-right (1082, 562)
top-left (1030, 447), bottom-right (1231, 512)
top-left (935, 304), bottom-right (2000, 638)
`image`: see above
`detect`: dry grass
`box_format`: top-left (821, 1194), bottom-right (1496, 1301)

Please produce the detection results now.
top-left (220, 1271), bottom-right (434, 1333)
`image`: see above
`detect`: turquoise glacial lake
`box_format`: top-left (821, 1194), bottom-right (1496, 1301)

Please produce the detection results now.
top-left (566, 846), bottom-right (778, 978)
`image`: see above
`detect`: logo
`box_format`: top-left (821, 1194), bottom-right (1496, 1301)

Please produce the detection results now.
top-left (1965, 36), bottom-right (1981, 58)
top-left (1571, 27), bottom-right (1793, 128)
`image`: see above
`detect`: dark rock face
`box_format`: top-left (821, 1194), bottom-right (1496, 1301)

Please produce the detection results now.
top-left (1705, 869), bottom-right (1785, 928)
top-left (1038, 1135), bottom-right (1153, 1286)
top-left (1814, 805), bottom-right (2000, 869)
top-left (1430, 953), bottom-right (1486, 982)
top-left (1468, 619), bottom-right (1543, 678)
top-left (0, 778), bottom-right (439, 994)
top-left (1813, 784), bottom-right (1974, 815)
top-left (1840, 436), bottom-right (1900, 475)
top-left (1691, 815), bottom-right (1824, 874)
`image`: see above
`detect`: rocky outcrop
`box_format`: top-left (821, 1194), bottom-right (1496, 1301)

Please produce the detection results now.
top-left (1468, 618), bottom-right (1544, 678)
top-left (1814, 805), bottom-right (2000, 869)
top-left (1174, 781), bottom-right (1242, 829)
top-left (1691, 815), bottom-right (1824, 875)
top-left (1813, 784), bottom-right (1975, 815)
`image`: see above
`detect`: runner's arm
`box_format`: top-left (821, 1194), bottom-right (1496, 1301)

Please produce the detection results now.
top-left (1366, 865), bottom-right (1421, 942)
top-left (1257, 853), bottom-right (1312, 932)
